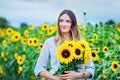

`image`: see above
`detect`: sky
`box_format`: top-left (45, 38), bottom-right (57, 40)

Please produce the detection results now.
top-left (0, 0), bottom-right (120, 28)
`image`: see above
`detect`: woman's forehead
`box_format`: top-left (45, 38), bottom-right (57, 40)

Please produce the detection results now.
top-left (59, 14), bottom-right (71, 20)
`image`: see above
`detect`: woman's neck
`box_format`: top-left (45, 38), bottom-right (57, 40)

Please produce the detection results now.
top-left (62, 32), bottom-right (72, 41)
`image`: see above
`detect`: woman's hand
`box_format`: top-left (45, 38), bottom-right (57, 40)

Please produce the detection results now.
top-left (50, 76), bottom-right (60, 80)
top-left (60, 71), bottom-right (78, 80)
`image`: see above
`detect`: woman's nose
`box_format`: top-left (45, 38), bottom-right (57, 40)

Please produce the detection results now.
top-left (61, 21), bottom-right (67, 25)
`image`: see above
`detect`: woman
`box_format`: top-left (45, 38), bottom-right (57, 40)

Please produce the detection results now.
top-left (34, 9), bottom-right (94, 80)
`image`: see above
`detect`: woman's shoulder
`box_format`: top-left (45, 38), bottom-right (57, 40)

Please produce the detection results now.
top-left (44, 36), bottom-right (55, 44)
top-left (43, 36), bottom-right (56, 48)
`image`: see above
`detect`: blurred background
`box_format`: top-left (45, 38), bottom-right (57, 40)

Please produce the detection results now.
top-left (0, 0), bottom-right (120, 80)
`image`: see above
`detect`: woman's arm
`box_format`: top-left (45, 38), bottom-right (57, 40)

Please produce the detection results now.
top-left (75, 71), bottom-right (91, 78)
top-left (38, 70), bottom-right (59, 80)
top-left (60, 71), bottom-right (91, 80)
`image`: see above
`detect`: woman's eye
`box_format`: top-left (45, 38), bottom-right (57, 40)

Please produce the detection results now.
top-left (66, 20), bottom-right (71, 23)
top-left (59, 19), bottom-right (63, 22)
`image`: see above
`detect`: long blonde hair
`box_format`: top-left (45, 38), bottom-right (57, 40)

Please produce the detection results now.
top-left (54, 9), bottom-right (81, 46)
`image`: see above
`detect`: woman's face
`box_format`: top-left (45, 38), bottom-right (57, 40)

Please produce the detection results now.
top-left (59, 14), bottom-right (72, 33)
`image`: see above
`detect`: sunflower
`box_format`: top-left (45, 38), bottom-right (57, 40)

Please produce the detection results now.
top-left (73, 43), bottom-right (84, 60)
top-left (21, 37), bottom-right (27, 44)
top-left (1, 52), bottom-right (4, 57)
top-left (27, 38), bottom-right (33, 46)
top-left (117, 23), bottom-right (120, 32)
top-left (77, 23), bottom-right (82, 29)
top-left (93, 33), bottom-right (98, 40)
top-left (37, 43), bottom-right (43, 50)
top-left (33, 37), bottom-right (39, 46)
top-left (82, 27), bottom-right (88, 34)
top-left (42, 23), bottom-right (49, 31)
top-left (103, 46), bottom-right (108, 53)
top-left (95, 47), bottom-right (100, 52)
top-left (11, 32), bottom-right (21, 42)
top-left (2, 40), bottom-right (7, 46)
top-left (24, 30), bottom-right (29, 37)
top-left (14, 53), bottom-right (18, 59)
top-left (77, 40), bottom-right (89, 50)
top-left (29, 24), bottom-right (34, 30)
top-left (53, 23), bottom-right (58, 31)
top-left (18, 66), bottom-right (23, 74)
top-left (0, 30), bottom-right (5, 38)
top-left (83, 49), bottom-right (91, 65)
top-left (115, 34), bottom-right (119, 40)
top-left (88, 39), bottom-right (94, 45)
top-left (41, 34), bottom-right (46, 41)
top-left (17, 56), bottom-right (23, 65)
top-left (47, 27), bottom-right (55, 36)
top-left (6, 28), bottom-right (14, 36)
top-left (22, 54), bottom-right (26, 61)
top-left (111, 61), bottom-right (119, 72)
top-left (56, 43), bottom-right (74, 64)
top-left (65, 40), bottom-right (76, 48)
top-left (91, 50), bottom-right (98, 61)
top-left (102, 70), bottom-right (107, 79)
top-left (42, 77), bottom-right (46, 80)
top-left (39, 27), bottom-right (44, 35)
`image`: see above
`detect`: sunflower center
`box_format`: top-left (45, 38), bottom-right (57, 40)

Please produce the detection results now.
top-left (20, 59), bottom-right (22, 62)
top-left (92, 52), bottom-right (96, 57)
top-left (114, 64), bottom-right (118, 69)
top-left (44, 26), bottom-right (46, 28)
top-left (34, 40), bottom-right (36, 43)
top-left (75, 49), bottom-right (81, 55)
top-left (40, 45), bottom-right (43, 48)
top-left (89, 40), bottom-right (92, 43)
top-left (62, 50), bottom-right (70, 58)
top-left (49, 30), bottom-right (51, 32)
top-left (24, 40), bottom-right (26, 42)
top-left (105, 48), bottom-right (107, 51)
top-left (9, 30), bottom-right (11, 33)
top-left (15, 36), bottom-right (18, 38)
top-left (30, 41), bottom-right (32, 43)
top-left (96, 49), bottom-right (98, 51)
top-left (81, 44), bottom-right (85, 49)
top-left (68, 44), bottom-right (73, 47)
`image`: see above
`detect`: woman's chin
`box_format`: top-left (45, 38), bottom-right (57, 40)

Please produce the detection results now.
top-left (61, 31), bottom-right (70, 33)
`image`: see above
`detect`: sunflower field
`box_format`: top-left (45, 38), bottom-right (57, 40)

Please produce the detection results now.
top-left (0, 22), bottom-right (120, 80)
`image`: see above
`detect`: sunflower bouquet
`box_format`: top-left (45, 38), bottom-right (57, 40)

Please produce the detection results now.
top-left (54, 40), bottom-right (91, 75)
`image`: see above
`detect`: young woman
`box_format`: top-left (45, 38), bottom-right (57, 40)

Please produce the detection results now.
top-left (34, 9), bottom-right (94, 80)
